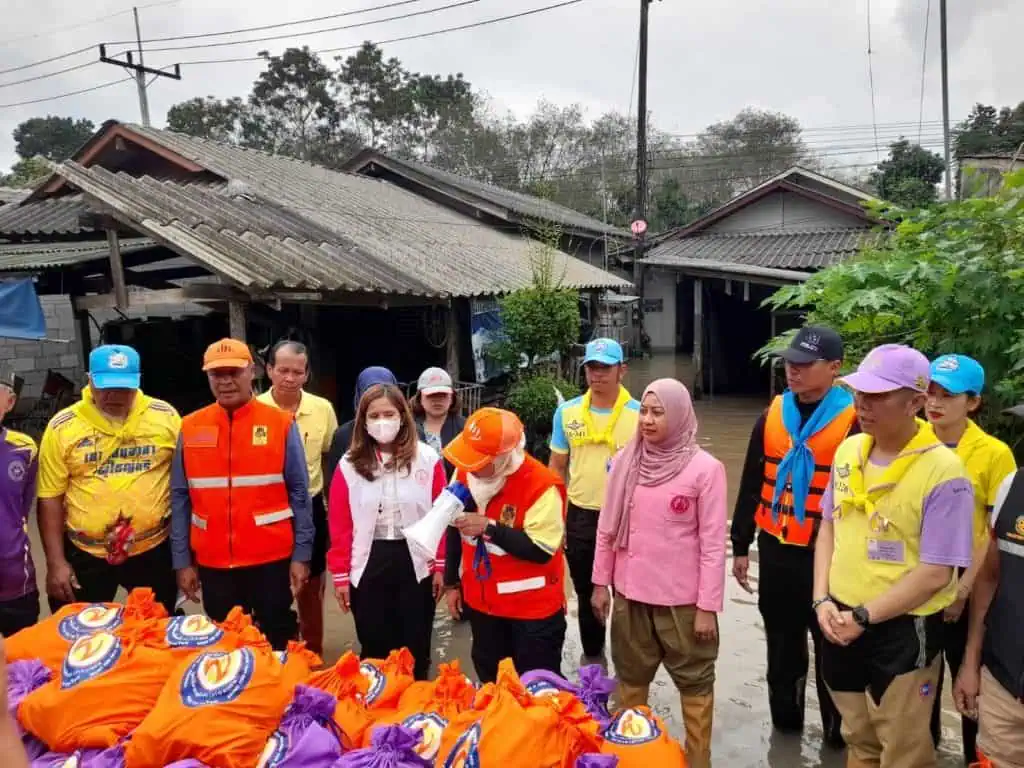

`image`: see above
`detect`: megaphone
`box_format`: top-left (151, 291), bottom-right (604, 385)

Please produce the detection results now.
top-left (404, 481), bottom-right (476, 562)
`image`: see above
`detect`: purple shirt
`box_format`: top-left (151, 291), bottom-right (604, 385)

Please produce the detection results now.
top-left (821, 461), bottom-right (974, 568)
top-left (0, 426), bottom-right (38, 600)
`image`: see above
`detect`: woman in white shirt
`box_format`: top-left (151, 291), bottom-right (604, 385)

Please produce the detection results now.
top-left (326, 383), bottom-right (446, 679)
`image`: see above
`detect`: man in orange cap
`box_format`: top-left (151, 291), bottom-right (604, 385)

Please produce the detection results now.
top-left (442, 407), bottom-right (568, 682)
top-left (170, 338), bottom-right (314, 650)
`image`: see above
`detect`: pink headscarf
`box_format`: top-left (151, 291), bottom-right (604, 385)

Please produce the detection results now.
top-left (600, 378), bottom-right (701, 551)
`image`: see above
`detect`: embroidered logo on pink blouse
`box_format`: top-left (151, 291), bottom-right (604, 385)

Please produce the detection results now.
top-left (670, 495), bottom-right (689, 513)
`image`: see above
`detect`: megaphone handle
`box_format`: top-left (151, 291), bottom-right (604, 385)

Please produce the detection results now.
top-left (472, 538), bottom-right (492, 582)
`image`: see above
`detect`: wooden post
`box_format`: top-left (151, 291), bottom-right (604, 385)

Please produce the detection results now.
top-left (106, 228), bottom-right (129, 310)
top-left (73, 306), bottom-right (93, 374)
top-left (692, 278), bottom-right (704, 399)
top-left (228, 301), bottom-right (247, 341)
top-left (445, 302), bottom-right (460, 379)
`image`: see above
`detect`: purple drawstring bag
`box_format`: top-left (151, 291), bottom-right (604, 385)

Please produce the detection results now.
top-left (332, 726), bottom-right (432, 768)
top-left (30, 745), bottom-right (124, 767)
top-left (164, 761), bottom-right (210, 767)
top-left (521, 665), bottom-right (616, 729)
top-left (576, 755), bottom-right (619, 767)
top-left (257, 685), bottom-right (344, 767)
top-left (7, 660), bottom-right (54, 761)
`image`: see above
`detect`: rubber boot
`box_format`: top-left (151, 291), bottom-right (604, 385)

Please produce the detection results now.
top-left (681, 692), bottom-right (714, 768)
top-left (615, 683), bottom-right (650, 709)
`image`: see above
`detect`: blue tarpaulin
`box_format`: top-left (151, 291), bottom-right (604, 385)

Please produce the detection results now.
top-left (0, 278), bottom-right (46, 340)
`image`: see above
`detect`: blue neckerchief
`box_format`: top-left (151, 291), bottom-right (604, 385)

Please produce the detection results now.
top-left (772, 386), bottom-right (853, 523)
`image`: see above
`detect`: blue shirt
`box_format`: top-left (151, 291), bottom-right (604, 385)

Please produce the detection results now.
top-left (169, 420), bottom-right (314, 569)
top-left (0, 426), bottom-right (38, 600)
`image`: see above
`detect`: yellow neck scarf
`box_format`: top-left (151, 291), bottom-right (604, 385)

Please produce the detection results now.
top-left (73, 387), bottom-right (163, 467)
top-left (574, 386), bottom-right (632, 450)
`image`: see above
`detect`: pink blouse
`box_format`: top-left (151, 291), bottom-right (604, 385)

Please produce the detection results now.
top-left (591, 449), bottom-right (727, 612)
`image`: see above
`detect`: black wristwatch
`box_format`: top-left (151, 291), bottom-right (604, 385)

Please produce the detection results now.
top-left (484, 522), bottom-right (498, 539)
top-left (852, 606), bottom-right (871, 628)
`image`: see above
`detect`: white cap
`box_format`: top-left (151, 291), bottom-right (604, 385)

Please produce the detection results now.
top-left (417, 367), bottom-right (453, 395)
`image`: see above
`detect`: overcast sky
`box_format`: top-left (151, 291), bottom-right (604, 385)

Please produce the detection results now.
top-left (0, 0), bottom-right (1020, 175)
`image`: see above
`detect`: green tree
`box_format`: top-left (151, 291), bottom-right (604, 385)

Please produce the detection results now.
top-left (166, 97), bottom-right (246, 142)
top-left (869, 138), bottom-right (945, 208)
top-left (954, 102), bottom-right (1024, 158)
top-left (762, 169), bottom-right (1024, 444)
top-left (1, 156), bottom-right (53, 188)
top-left (12, 116), bottom-right (94, 162)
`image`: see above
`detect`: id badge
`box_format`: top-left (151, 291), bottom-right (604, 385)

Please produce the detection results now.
top-left (867, 538), bottom-right (905, 564)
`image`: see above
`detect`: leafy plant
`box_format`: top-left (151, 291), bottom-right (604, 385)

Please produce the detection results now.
top-left (506, 374), bottom-right (581, 460)
top-left (760, 169), bottom-right (1024, 447)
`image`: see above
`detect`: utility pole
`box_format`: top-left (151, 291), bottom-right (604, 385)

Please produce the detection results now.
top-left (939, 0), bottom-right (953, 199)
top-left (632, 0), bottom-right (655, 327)
top-left (99, 7), bottom-right (182, 127)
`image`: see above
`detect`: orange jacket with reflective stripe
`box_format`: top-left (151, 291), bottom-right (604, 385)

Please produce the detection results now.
top-left (456, 455), bottom-right (567, 620)
top-left (180, 398), bottom-right (295, 569)
top-left (755, 396), bottom-right (856, 547)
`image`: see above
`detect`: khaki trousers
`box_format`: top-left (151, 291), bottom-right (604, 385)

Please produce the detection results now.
top-left (829, 655), bottom-right (941, 768)
top-left (977, 666), bottom-right (1024, 768)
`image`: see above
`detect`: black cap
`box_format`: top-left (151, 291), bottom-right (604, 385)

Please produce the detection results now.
top-left (777, 326), bottom-right (844, 364)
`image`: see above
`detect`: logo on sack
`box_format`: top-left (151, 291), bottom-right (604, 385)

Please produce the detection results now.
top-left (107, 351), bottom-right (130, 370)
top-left (57, 604), bottom-right (124, 641)
top-left (402, 712), bottom-right (449, 760)
top-left (180, 648), bottom-right (255, 708)
top-left (524, 679), bottom-right (560, 697)
top-left (166, 614), bottom-right (224, 648)
top-left (442, 721), bottom-right (481, 768)
top-left (274, 651), bottom-right (288, 665)
top-left (256, 730), bottom-right (289, 768)
top-left (604, 708), bottom-right (660, 745)
top-left (62, 632), bottom-right (122, 689)
top-left (360, 661), bottom-right (386, 705)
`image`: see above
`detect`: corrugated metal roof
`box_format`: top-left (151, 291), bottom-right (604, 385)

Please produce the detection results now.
top-left (645, 228), bottom-right (878, 271)
top-left (55, 125), bottom-right (630, 297)
top-left (0, 187), bottom-right (29, 205)
top-left (0, 194), bottom-right (90, 235)
top-left (0, 237), bottom-right (155, 271)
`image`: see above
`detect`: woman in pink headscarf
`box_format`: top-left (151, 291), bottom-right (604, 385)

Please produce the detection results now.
top-left (590, 378), bottom-right (727, 768)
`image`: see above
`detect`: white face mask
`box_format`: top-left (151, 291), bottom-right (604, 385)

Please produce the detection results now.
top-left (366, 418), bottom-right (401, 444)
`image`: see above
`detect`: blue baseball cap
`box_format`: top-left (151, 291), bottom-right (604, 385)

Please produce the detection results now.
top-left (930, 354), bottom-right (985, 395)
top-left (89, 344), bottom-right (141, 390)
top-left (583, 338), bottom-right (624, 366)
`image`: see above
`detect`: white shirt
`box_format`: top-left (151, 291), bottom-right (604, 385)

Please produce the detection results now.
top-left (374, 452), bottom-right (402, 540)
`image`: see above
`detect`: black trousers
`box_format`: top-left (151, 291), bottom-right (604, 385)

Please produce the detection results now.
top-left (932, 594), bottom-right (978, 765)
top-left (0, 591), bottom-right (39, 637)
top-left (467, 605), bottom-right (566, 684)
top-left (199, 558), bottom-right (297, 651)
top-left (757, 531), bottom-right (843, 746)
top-left (48, 535), bottom-right (178, 617)
top-left (350, 539), bottom-right (435, 681)
top-left (565, 503), bottom-right (605, 658)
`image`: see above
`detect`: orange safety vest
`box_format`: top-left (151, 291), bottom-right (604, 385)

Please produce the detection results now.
top-left (755, 396), bottom-right (856, 547)
top-left (456, 455), bottom-right (567, 620)
top-left (180, 398), bottom-right (296, 569)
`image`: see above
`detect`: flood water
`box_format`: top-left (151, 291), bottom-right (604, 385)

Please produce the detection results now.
top-left (22, 353), bottom-right (966, 766)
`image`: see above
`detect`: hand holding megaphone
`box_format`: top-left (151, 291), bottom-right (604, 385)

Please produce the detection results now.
top-left (404, 481), bottom-right (476, 562)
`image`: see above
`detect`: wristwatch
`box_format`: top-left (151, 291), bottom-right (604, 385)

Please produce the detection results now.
top-left (811, 597), bottom-right (833, 611)
top-left (852, 606), bottom-right (871, 628)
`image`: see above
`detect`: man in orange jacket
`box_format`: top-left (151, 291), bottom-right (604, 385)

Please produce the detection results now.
top-left (170, 338), bottom-right (314, 650)
top-left (442, 407), bottom-right (567, 683)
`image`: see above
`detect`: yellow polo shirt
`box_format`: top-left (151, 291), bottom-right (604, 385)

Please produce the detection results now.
top-left (257, 388), bottom-right (338, 496)
top-left (37, 388), bottom-right (180, 557)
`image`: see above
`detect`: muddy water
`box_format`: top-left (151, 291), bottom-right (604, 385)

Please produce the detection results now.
top-left (24, 354), bottom-right (965, 766)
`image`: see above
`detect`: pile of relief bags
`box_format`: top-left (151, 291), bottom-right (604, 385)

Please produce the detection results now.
top-left (4, 588), bottom-right (688, 767)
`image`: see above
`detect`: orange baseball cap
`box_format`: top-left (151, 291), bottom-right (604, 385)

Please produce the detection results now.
top-left (443, 407), bottom-right (524, 472)
top-left (202, 338), bottom-right (253, 371)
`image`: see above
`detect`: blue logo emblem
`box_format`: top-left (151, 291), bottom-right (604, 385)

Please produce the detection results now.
top-left (442, 721), bottom-right (481, 768)
top-left (256, 730), bottom-right (289, 768)
top-left (274, 651), bottom-right (288, 665)
top-left (61, 632), bottom-right (122, 689)
top-left (57, 605), bottom-right (123, 641)
top-left (180, 648), bottom-right (255, 708)
top-left (402, 712), bottom-right (449, 760)
top-left (604, 708), bottom-right (660, 745)
top-left (165, 614), bottom-right (224, 648)
top-left (360, 661), bottom-right (386, 705)
top-left (524, 679), bottom-right (560, 698)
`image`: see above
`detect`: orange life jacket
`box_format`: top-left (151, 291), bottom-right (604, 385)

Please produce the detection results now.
top-left (456, 455), bottom-right (567, 620)
top-left (755, 395), bottom-right (856, 547)
top-left (180, 398), bottom-right (295, 569)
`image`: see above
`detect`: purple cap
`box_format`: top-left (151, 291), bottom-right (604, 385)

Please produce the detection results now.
top-left (841, 344), bottom-right (931, 394)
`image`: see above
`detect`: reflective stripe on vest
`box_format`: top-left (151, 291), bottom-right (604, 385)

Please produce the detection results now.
top-left (187, 473), bottom-right (284, 489)
top-left (755, 396), bottom-right (856, 547)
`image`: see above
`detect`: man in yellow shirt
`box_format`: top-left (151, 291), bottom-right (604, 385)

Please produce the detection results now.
top-left (813, 344), bottom-right (974, 767)
top-left (37, 345), bottom-right (181, 615)
top-left (257, 340), bottom-right (338, 656)
top-left (549, 338), bottom-right (639, 665)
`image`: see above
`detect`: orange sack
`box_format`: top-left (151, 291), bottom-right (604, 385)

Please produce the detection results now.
top-left (132, 607), bottom-right (255, 660)
top-left (4, 588), bottom-right (167, 671)
top-left (123, 637), bottom-right (299, 768)
top-left (305, 650), bottom-right (374, 749)
top-left (357, 647), bottom-right (416, 710)
top-left (361, 660), bottom-right (478, 759)
top-left (436, 659), bottom-right (603, 768)
top-left (17, 626), bottom-right (180, 751)
top-left (599, 707), bottom-right (687, 768)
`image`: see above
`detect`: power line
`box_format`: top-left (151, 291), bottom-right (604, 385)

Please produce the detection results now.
top-left (0, 0), bottom-right (180, 46)
top-left (0, 78), bottom-right (132, 110)
top-left (0, 46), bottom-right (94, 78)
top-left (663, 119), bottom-right (946, 140)
top-left (0, 60), bottom-right (99, 90)
top-left (866, 0), bottom-right (881, 161)
top-left (918, 0), bottom-right (932, 144)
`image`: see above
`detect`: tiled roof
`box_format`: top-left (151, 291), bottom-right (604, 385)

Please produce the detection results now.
top-left (0, 194), bottom-right (90, 236)
top-left (53, 125), bottom-right (630, 297)
top-left (645, 228), bottom-right (878, 271)
top-left (0, 237), bottom-right (155, 272)
top-left (0, 187), bottom-right (29, 205)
